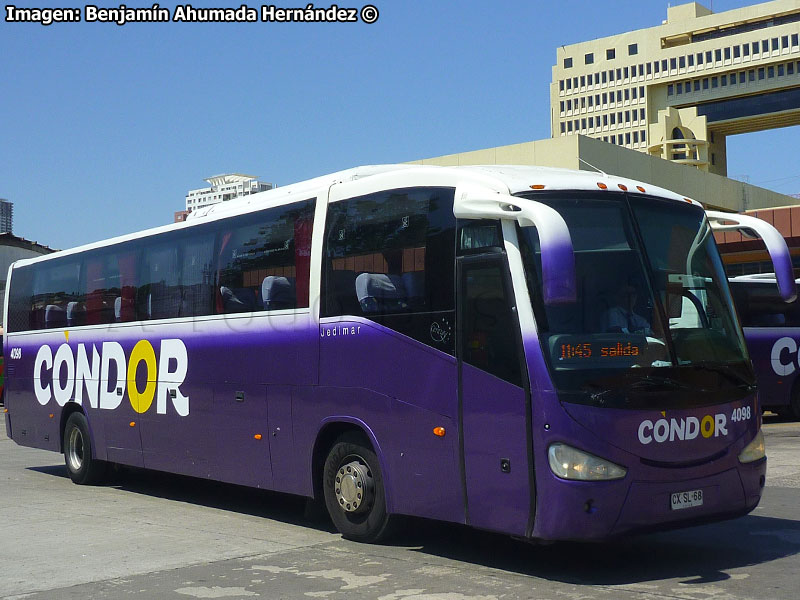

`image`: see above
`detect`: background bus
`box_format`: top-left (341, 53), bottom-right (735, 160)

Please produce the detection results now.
top-left (729, 274), bottom-right (800, 420)
top-left (3, 164), bottom-right (792, 543)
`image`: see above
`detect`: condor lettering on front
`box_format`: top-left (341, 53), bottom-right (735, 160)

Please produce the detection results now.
top-left (33, 339), bottom-right (189, 416)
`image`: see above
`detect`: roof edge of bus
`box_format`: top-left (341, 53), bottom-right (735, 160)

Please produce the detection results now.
top-left (9, 163), bottom-right (696, 270)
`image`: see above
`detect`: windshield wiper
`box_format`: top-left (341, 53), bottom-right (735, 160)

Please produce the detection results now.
top-left (584, 375), bottom-right (690, 405)
top-left (690, 361), bottom-right (756, 392)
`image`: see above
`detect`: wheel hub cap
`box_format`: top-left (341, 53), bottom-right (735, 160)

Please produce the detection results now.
top-left (335, 460), bottom-right (373, 513)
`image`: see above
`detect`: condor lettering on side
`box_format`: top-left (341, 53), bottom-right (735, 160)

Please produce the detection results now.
top-left (33, 339), bottom-right (189, 416)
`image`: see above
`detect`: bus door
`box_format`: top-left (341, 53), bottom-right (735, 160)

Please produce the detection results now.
top-left (457, 253), bottom-right (532, 536)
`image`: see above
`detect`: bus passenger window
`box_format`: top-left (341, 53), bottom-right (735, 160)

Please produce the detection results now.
top-left (216, 199), bottom-right (315, 314)
top-left (322, 187), bottom-right (456, 354)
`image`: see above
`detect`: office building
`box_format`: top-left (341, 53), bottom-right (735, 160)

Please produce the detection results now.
top-left (0, 199), bottom-right (13, 234)
top-left (551, 0), bottom-right (800, 175)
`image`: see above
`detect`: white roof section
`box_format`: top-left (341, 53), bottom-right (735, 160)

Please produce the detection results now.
top-left (204, 173), bottom-right (258, 186)
top-left (12, 163), bottom-right (697, 270)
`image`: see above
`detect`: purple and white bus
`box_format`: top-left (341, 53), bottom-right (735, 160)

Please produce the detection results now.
top-left (729, 274), bottom-right (800, 420)
top-left (3, 165), bottom-right (795, 543)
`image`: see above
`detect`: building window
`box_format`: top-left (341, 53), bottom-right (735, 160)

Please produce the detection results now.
top-left (752, 41), bottom-right (759, 54)
top-left (609, 69), bottom-right (615, 82)
top-left (639, 64), bottom-right (644, 77)
top-left (580, 75), bottom-right (586, 87)
top-left (624, 88), bottom-right (630, 100)
top-left (758, 67), bottom-right (765, 80)
top-left (581, 118), bottom-right (586, 130)
top-left (782, 35), bottom-right (789, 49)
top-left (568, 121), bottom-right (573, 132)
top-left (640, 108), bottom-right (645, 120)
top-left (792, 34), bottom-right (799, 47)
top-left (739, 71), bottom-right (745, 83)
top-left (611, 135), bottom-right (616, 144)
top-left (703, 78), bottom-right (709, 89)
top-left (670, 57), bottom-right (677, 70)
top-left (625, 110), bottom-right (630, 122)
top-left (564, 57), bottom-right (573, 68)
top-left (616, 68), bottom-right (622, 80)
top-left (788, 62), bottom-right (795, 75)
top-left (743, 43), bottom-right (750, 56)
top-left (768, 66), bottom-right (774, 78)
top-left (705, 51), bottom-right (712, 63)
top-left (602, 92), bottom-right (608, 104)
top-left (588, 95), bottom-right (594, 107)
top-left (647, 62), bottom-right (652, 75)
top-left (688, 54), bottom-right (695, 67)
top-left (762, 39), bottom-right (769, 53)
top-left (676, 83), bottom-right (682, 95)
top-left (724, 47), bottom-right (731, 60)
top-left (611, 113), bottom-right (616, 125)
top-left (715, 49), bottom-right (722, 62)
top-left (721, 75), bottom-right (727, 86)
top-left (661, 59), bottom-right (667, 71)
top-left (567, 79), bottom-right (572, 90)
top-left (777, 64), bottom-right (785, 77)
top-left (603, 114), bottom-right (608, 126)
top-left (632, 87), bottom-right (637, 99)
top-left (748, 69), bottom-right (755, 82)
top-left (697, 52), bottom-right (703, 65)
top-left (607, 48), bottom-right (615, 60)
top-left (734, 45), bottom-right (741, 59)
top-left (625, 133), bottom-right (631, 145)
top-left (633, 131), bottom-right (639, 144)
top-left (585, 53), bottom-right (594, 65)
top-left (641, 129), bottom-right (646, 142)
top-left (616, 90), bottom-right (622, 102)
top-left (628, 43), bottom-right (638, 56)
top-left (694, 79), bottom-right (700, 91)
top-left (772, 37), bottom-right (779, 51)
top-left (667, 84), bottom-right (674, 96)
top-left (711, 76), bottom-right (718, 88)
top-left (624, 66), bottom-right (630, 79)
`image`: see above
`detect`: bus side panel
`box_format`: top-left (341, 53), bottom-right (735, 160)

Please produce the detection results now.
top-left (317, 317), bottom-right (463, 523)
top-left (744, 327), bottom-right (797, 411)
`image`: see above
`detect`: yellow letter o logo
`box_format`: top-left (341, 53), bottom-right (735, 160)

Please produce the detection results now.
top-left (128, 340), bottom-right (157, 414)
top-left (700, 415), bottom-right (714, 438)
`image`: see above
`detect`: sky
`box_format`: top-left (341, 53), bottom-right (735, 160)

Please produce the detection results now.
top-left (1, 0), bottom-right (798, 250)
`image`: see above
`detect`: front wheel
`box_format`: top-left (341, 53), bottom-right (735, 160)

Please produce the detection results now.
top-left (322, 432), bottom-right (393, 543)
top-left (63, 412), bottom-right (107, 485)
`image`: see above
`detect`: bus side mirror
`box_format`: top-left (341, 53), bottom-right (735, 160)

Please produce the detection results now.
top-left (454, 185), bottom-right (577, 304)
top-left (707, 210), bottom-right (796, 303)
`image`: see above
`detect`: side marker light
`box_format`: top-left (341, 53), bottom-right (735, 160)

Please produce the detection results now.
top-left (618, 184), bottom-right (628, 191)
top-left (254, 434), bottom-right (263, 440)
top-left (597, 182), bottom-right (608, 190)
top-left (433, 427), bottom-right (446, 437)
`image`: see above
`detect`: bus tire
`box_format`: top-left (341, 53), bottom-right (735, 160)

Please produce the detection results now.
top-left (322, 432), bottom-right (393, 543)
top-left (790, 386), bottom-right (800, 421)
top-left (63, 412), bottom-right (107, 485)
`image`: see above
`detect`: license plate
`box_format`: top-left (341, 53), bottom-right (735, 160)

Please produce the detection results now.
top-left (671, 489), bottom-right (703, 510)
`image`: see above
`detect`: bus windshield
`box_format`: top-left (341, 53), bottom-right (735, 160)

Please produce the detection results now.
top-left (517, 192), bottom-right (754, 410)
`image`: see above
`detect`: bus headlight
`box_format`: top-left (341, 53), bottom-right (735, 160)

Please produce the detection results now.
top-left (547, 443), bottom-right (627, 481)
top-left (738, 430), bottom-right (765, 464)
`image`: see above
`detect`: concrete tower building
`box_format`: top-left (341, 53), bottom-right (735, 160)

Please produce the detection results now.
top-left (551, 0), bottom-right (800, 175)
top-left (0, 199), bottom-right (13, 234)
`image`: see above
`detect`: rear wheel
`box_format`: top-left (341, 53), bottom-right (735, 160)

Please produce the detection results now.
top-left (322, 432), bottom-right (393, 543)
top-left (63, 412), bottom-right (107, 485)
